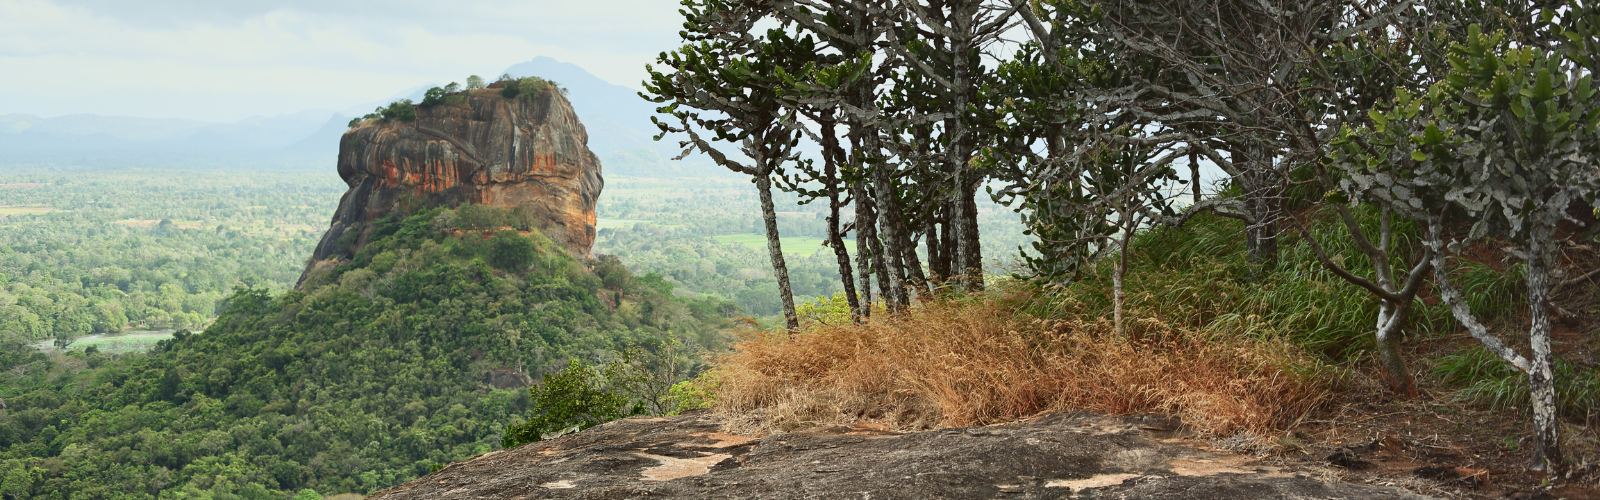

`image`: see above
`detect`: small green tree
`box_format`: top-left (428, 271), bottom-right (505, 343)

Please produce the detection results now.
top-left (466, 75), bottom-right (485, 90)
top-left (500, 359), bottom-right (643, 448)
top-left (293, 489), bottom-right (322, 500)
top-left (1334, 20), bottom-right (1600, 470)
top-left (488, 230), bottom-right (535, 271)
top-left (421, 87), bottom-right (446, 106)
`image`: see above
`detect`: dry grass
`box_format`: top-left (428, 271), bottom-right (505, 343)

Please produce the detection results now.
top-left (711, 280), bottom-right (1338, 438)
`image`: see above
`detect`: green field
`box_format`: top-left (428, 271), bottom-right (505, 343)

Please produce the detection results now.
top-left (69, 334), bottom-right (172, 353)
top-left (711, 234), bottom-right (849, 256)
top-left (0, 206), bottom-right (55, 215)
top-left (597, 218), bottom-right (651, 229)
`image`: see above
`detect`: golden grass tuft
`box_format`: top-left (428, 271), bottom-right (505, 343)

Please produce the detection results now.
top-left (712, 281), bottom-right (1338, 437)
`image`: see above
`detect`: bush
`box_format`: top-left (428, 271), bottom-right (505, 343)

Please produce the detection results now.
top-left (376, 100), bottom-right (417, 123)
top-left (488, 231), bottom-right (535, 271)
top-left (501, 359), bottom-right (644, 448)
top-left (500, 76), bottom-right (550, 100)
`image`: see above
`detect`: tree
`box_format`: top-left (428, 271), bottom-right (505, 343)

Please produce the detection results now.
top-left (501, 359), bottom-right (643, 448)
top-left (644, 0), bottom-right (814, 329)
top-left (466, 75), bottom-right (485, 90)
top-left (882, 0), bottom-right (1017, 290)
top-left (1334, 18), bottom-right (1600, 470)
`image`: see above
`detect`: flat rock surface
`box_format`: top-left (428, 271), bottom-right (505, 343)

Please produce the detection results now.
top-left (369, 411), bottom-right (1433, 499)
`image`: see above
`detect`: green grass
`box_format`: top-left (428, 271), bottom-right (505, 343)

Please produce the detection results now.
top-left (597, 218), bottom-right (651, 229)
top-left (68, 333), bottom-right (173, 353)
top-left (711, 234), bottom-right (847, 256)
top-left (0, 206), bottom-right (55, 215)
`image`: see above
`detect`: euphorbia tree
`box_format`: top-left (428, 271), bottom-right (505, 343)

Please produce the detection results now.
top-left (643, 0), bottom-right (816, 329)
top-left (1333, 21), bottom-right (1600, 470)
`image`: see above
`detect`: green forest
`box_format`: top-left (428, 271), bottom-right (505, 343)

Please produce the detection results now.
top-left (0, 200), bottom-right (737, 499)
top-left (593, 176), bottom-right (1030, 316)
top-left (0, 170), bottom-right (341, 341)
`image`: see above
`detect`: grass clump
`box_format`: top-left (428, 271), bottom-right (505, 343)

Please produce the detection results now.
top-left (712, 279), bottom-right (1336, 438)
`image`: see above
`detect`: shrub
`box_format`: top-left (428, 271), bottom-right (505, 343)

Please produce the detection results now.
top-left (488, 230), bottom-right (535, 271)
top-left (376, 99), bottom-right (417, 123)
top-left (712, 280), bottom-right (1336, 437)
top-left (501, 359), bottom-right (644, 448)
top-left (420, 87), bottom-right (446, 106)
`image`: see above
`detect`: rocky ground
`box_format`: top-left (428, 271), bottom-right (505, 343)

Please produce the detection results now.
top-left (369, 411), bottom-right (1435, 499)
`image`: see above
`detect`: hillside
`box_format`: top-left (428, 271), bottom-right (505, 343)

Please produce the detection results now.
top-left (0, 205), bottom-right (738, 499)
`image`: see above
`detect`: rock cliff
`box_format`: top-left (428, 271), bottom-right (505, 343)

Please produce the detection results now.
top-left (302, 87), bottom-right (602, 282)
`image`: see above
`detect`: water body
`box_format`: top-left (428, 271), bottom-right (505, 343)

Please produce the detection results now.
top-left (31, 330), bottom-right (176, 353)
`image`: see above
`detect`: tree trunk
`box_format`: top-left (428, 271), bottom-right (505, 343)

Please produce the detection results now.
top-left (1113, 228), bottom-right (1131, 338)
top-left (821, 120), bottom-right (861, 317)
top-left (903, 231), bottom-right (932, 302)
top-left (872, 165), bottom-right (909, 309)
top-left (1526, 226), bottom-right (1562, 471)
top-left (1374, 301), bottom-right (1419, 397)
top-left (755, 174), bottom-right (799, 330)
top-left (1190, 151), bottom-right (1202, 203)
top-left (925, 215), bottom-right (945, 283)
top-left (946, 15), bottom-right (979, 291)
top-left (854, 182), bottom-right (875, 317)
top-left (960, 179), bottom-right (984, 290)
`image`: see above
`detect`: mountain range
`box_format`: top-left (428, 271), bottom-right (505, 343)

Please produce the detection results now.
top-left (0, 57), bottom-right (718, 176)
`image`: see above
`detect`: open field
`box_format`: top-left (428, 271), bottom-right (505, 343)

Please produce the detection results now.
top-left (597, 218), bottom-right (651, 229)
top-left (711, 234), bottom-right (847, 256)
top-left (30, 331), bottom-right (175, 353)
top-left (0, 206), bottom-right (55, 215)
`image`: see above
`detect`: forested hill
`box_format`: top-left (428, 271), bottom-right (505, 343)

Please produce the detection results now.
top-left (0, 205), bottom-right (738, 499)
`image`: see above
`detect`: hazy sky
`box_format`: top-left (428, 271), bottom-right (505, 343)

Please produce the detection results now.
top-left (0, 0), bottom-right (682, 122)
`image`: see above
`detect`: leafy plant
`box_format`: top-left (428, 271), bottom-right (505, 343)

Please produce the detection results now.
top-left (500, 358), bottom-right (644, 448)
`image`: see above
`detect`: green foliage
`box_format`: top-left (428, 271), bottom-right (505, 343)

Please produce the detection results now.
top-left (593, 177), bottom-right (1032, 317)
top-left (1084, 210), bottom-right (1487, 360)
top-left (487, 230), bottom-right (536, 271)
top-left (0, 169), bottom-right (340, 341)
top-left (421, 84), bottom-right (469, 107)
top-left (293, 489), bottom-right (323, 500)
top-left (466, 75), bottom-right (485, 90)
top-left (500, 76), bottom-right (551, 100)
top-left (664, 378), bottom-right (715, 415)
top-left (1434, 347), bottom-right (1600, 424)
top-left (0, 205), bottom-right (736, 499)
top-left (500, 358), bottom-right (643, 448)
top-left (379, 100), bottom-right (417, 123)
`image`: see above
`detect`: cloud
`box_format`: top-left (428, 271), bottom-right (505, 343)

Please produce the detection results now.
top-left (0, 0), bottom-right (681, 121)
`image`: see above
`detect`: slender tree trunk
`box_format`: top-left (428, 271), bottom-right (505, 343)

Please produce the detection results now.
top-left (925, 215), bottom-right (944, 283)
top-left (1113, 228), bottom-right (1131, 338)
top-left (821, 120), bottom-right (861, 316)
top-left (1526, 226), bottom-right (1562, 471)
top-left (872, 165), bottom-right (909, 309)
top-left (869, 223), bottom-right (893, 313)
top-left (755, 173), bottom-right (798, 330)
top-left (946, 17), bottom-right (978, 291)
top-left (853, 182), bottom-right (875, 317)
top-left (903, 232), bottom-right (932, 301)
top-left (1190, 151), bottom-right (1202, 203)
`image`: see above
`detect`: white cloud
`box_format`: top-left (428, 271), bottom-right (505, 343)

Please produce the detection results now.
top-left (0, 0), bottom-right (681, 121)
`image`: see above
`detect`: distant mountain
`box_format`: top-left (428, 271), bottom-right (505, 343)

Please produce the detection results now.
top-left (0, 110), bottom-right (338, 169)
top-left (0, 58), bottom-right (727, 177)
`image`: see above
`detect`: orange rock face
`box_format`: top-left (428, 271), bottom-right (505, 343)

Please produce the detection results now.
top-left (305, 89), bottom-right (603, 273)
